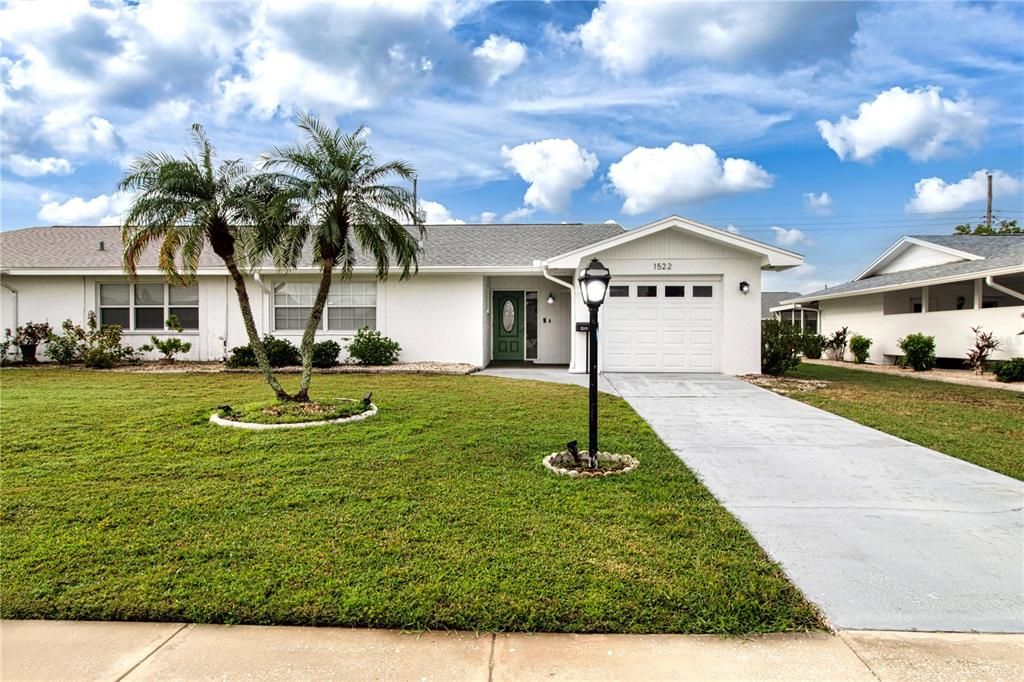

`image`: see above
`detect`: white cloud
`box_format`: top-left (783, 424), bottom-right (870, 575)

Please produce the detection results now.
top-left (607, 142), bottom-right (772, 215)
top-left (40, 108), bottom-right (121, 156)
top-left (501, 138), bottom-right (598, 213)
top-left (38, 192), bottom-right (132, 225)
top-left (419, 199), bottom-right (465, 224)
top-left (478, 211), bottom-right (497, 224)
top-left (770, 226), bottom-right (810, 247)
top-left (803, 192), bottom-right (832, 215)
top-left (473, 34), bottom-right (526, 85)
top-left (502, 207), bottom-right (535, 222)
top-left (816, 86), bottom-right (985, 162)
top-left (906, 170), bottom-right (1022, 214)
top-left (6, 155), bottom-right (73, 177)
top-left (762, 264), bottom-right (832, 296)
top-left (576, 1), bottom-right (859, 74)
top-left (725, 224), bottom-right (741, 234)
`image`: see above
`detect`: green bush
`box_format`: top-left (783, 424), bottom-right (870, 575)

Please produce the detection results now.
top-left (138, 315), bottom-right (192, 362)
top-left (761, 319), bottom-right (802, 376)
top-left (226, 335), bottom-right (301, 368)
top-left (801, 333), bottom-right (826, 359)
top-left (898, 333), bottom-right (936, 371)
top-left (44, 325), bottom-right (80, 364)
top-left (347, 328), bottom-right (401, 366)
top-left (45, 313), bottom-right (136, 369)
top-left (849, 334), bottom-right (872, 364)
top-left (993, 357), bottom-right (1024, 383)
top-left (825, 326), bottom-right (850, 361)
top-left (311, 340), bottom-right (341, 368)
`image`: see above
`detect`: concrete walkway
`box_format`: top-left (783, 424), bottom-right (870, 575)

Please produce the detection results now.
top-left (3, 620), bottom-right (1022, 681)
top-left (803, 358), bottom-right (1024, 393)
top-left (477, 366), bottom-right (621, 395)
top-left (603, 373), bottom-right (1024, 633)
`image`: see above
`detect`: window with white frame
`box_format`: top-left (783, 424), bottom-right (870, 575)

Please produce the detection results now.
top-left (273, 282), bottom-right (377, 332)
top-left (98, 283), bottom-right (199, 330)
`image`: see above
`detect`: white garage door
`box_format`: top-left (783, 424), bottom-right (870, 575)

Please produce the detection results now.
top-left (603, 280), bottom-right (721, 372)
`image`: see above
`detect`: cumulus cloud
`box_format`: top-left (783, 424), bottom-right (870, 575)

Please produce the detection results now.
top-left (37, 192), bottom-right (132, 225)
top-left (501, 138), bottom-right (599, 213)
top-left (770, 226), bottom-right (810, 247)
top-left (906, 170), bottom-right (1022, 214)
top-left (473, 34), bottom-right (526, 85)
top-left (40, 108), bottom-right (122, 156)
top-left (502, 207), bottom-right (535, 222)
top-left (478, 211), bottom-right (497, 224)
top-left (725, 224), bottom-right (741, 234)
top-left (803, 192), bottom-right (832, 215)
top-left (607, 142), bottom-right (772, 215)
top-left (419, 199), bottom-right (465, 224)
top-left (576, 1), bottom-right (859, 74)
top-left (816, 87), bottom-right (985, 162)
top-left (6, 155), bottom-right (73, 177)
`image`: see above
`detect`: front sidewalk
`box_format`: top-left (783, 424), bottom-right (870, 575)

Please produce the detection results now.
top-left (2, 620), bottom-right (1022, 681)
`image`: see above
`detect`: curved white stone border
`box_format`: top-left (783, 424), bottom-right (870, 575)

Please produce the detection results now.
top-left (210, 402), bottom-right (378, 430)
top-left (543, 451), bottom-right (639, 478)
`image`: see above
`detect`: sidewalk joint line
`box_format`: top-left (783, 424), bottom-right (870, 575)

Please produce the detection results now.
top-left (836, 630), bottom-right (883, 682)
top-left (114, 623), bottom-right (188, 682)
top-left (487, 632), bottom-right (496, 682)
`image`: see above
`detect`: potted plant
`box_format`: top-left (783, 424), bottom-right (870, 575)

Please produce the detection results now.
top-left (13, 321), bottom-right (53, 363)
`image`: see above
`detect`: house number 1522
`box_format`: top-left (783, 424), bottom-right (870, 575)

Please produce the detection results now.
top-left (653, 262), bottom-right (672, 270)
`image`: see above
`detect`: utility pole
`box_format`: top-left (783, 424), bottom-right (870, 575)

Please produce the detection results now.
top-left (986, 172), bottom-right (993, 230)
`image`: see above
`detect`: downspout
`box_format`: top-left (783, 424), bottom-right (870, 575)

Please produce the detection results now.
top-left (253, 271), bottom-right (271, 338)
top-left (0, 276), bottom-right (18, 330)
top-left (542, 262), bottom-right (577, 371)
top-left (985, 276), bottom-right (1024, 302)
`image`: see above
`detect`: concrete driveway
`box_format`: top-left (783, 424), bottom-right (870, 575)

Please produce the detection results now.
top-left (604, 373), bottom-right (1024, 633)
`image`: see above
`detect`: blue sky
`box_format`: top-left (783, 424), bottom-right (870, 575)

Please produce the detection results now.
top-left (2, 0), bottom-right (1022, 293)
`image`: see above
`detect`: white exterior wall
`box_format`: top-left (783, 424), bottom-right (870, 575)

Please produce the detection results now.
top-left (381, 274), bottom-right (486, 366)
top-left (567, 230), bottom-right (763, 375)
top-left (486, 275), bottom-right (572, 365)
top-left (819, 288), bottom-right (1024, 363)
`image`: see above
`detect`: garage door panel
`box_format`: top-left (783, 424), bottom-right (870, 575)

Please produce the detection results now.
top-left (603, 280), bottom-right (721, 373)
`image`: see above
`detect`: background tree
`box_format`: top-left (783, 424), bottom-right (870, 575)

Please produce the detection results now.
top-left (119, 124), bottom-right (292, 400)
top-left (260, 114), bottom-right (423, 402)
top-left (953, 217), bottom-right (1021, 235)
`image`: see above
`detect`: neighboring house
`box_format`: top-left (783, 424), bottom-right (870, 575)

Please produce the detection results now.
top-left (0, 215), bottom-right (802, 374)
top-left (783, 235), bottom-right (1024, 363)
top-left (761, 291), bottom-right (820, 334)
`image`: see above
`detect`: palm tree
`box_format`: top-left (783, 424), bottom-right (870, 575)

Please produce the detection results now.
top-left (259, 114), bottom-right (423, 402)
top-left (118, 124), bottom-right (293, 401)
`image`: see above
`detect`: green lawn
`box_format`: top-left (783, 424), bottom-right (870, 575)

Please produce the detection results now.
top-left (788, 364), bottom-right (1024, 480)
top-left (0, 369), bottom-right (821, 634)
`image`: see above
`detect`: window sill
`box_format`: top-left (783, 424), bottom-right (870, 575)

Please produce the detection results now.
top-left (122, 331), bottom-right (201, 336)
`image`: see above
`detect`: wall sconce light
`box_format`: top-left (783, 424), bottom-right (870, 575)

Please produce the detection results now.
top-left (739, 281), bottom-right (751, 295)
top-left (546, 292), bottom-right (555, 305)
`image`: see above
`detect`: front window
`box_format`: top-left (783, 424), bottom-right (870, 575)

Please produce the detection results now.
top-left (274, 282), bottom-right (377, 332)
top-left (99, 283), bottom-right (199, 331)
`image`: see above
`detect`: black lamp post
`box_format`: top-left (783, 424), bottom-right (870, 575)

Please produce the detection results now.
top-left (578, 258), bottom-right (611, 467)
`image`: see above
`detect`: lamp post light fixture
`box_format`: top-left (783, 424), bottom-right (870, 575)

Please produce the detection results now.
top-left (578, 258), bottom-right (611, 467)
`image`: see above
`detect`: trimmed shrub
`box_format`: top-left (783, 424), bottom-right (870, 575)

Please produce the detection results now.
top-left (801, 333), bottom-right (826, 359)
top-left (138, 315), bottom-right (192, 362)
top-left (993, 358), bottom-right (1024, 383)
top-left (898, 333), bottom-right (936, 371)
top-left (849, 335), bottom-right (872, 364)
top-left (226, 335), bottom-right (301, 368)
top-left (761, 319), bottom-right (802, 376)
top-left (347, 328), bottom-right (401, 366)
top-left (311, 340), bottom-right (341, 368)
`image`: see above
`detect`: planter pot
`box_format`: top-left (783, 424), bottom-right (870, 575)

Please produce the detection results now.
top-left (19, 344), bottom-right (38, 363)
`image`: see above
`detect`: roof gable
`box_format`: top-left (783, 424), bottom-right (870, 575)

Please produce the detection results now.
top-left (855, 236), bottom-right (981, 280)
top-left (544, 215), bottom-right (803, 270)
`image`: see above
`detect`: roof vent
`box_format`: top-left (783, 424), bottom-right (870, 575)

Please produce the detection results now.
top-left (98, 241), bottom-right (105, 251)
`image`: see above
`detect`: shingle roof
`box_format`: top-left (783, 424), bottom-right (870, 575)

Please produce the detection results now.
top-left (761, 291), bottom-right (801, 318)
top-left (0, 223), bottom-right (625, 271)
top-left (793, 235), bottom-right (1024, 301)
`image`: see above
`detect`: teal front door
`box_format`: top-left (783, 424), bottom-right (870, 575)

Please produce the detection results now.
top-left (492, 291), bottom-right (524, 360)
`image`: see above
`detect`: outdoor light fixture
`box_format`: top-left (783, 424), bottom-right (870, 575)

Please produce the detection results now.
top-left (578, 258), bottom-right (611, 467)
top-left (546, 292), bottom-right (555, 305)
top-left (739, 281), bottom-right (751, 295)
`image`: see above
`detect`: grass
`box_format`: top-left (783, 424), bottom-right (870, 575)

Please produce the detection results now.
top-left (0, 369), bottom-right (821, 634)
top-left (221, 398), bottom-right (369, 424)
top-left (788, 363), bottom-right (1024, 480)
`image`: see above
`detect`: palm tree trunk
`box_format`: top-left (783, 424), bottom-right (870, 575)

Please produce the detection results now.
top-left (223, 255), bottom-right (292, 401)
top-left (294, 257), bottom-right (334, 402)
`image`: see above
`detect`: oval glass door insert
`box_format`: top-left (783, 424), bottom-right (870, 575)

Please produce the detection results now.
top-left (501, 299), bottom-right (516, 332)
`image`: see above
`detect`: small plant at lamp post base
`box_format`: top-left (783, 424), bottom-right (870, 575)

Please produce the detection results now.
top-left (138, 315), bottom-right (193, 364)
top-left (964, 326), bottom-right (1001, 374)
top-left (825, 326), bottom-right (850, 361)
top-left (12, 321), bottom-right (53, 363)
top-left (897, 333), bottom-right (936, 371)
top-left (849, 334), bottom-right (873, 364)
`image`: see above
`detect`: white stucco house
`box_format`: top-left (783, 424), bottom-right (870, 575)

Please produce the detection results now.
top-left (782, 234), bottom-right (1024, 364)
top-left (0, 215), bottom-right (803, 374)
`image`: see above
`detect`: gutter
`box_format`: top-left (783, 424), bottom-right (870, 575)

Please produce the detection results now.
top-left (985, 275), bottom-right (1024, 302)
